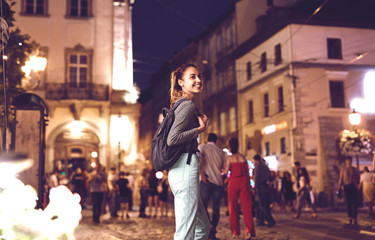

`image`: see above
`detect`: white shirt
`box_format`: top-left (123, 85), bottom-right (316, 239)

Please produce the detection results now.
top-left (198, 142), bottom-right (226, 186)
top-left (360, 172), bottom-right (374, 184)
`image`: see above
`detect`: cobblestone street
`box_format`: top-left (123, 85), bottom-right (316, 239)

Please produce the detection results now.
top-left (74, 207), bottom-right (375, 240)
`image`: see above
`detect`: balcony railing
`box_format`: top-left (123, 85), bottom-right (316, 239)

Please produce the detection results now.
top-left (45, 82), bottom-right (109, 101)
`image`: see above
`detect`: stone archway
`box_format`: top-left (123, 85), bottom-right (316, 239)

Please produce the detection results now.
top-left (46, 120), bottom-right (105, 175)
top-left (53, 128), bottom-right (100, 176)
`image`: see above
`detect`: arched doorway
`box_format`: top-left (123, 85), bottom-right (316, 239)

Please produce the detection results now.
top-left (53, 128), bottom-right (100, 177)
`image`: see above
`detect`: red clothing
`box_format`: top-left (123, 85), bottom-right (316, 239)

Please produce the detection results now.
top-left (228, 162), bottom-right (256, 237)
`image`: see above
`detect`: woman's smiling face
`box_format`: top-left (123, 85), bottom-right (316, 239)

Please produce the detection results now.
top-left (179, 66), bottom-right (202, 97)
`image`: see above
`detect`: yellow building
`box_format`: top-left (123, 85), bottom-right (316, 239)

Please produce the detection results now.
top-left (12, 0), bottom-right (141, 182)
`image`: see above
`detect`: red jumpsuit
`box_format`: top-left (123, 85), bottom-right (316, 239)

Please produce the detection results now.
top-left (228, 162), bottom-right (256, 237)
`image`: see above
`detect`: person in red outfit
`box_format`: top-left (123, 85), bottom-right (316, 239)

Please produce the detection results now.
top-left (224, 138), bottom-right (255, 240)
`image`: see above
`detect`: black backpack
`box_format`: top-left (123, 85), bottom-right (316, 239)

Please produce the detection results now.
top-left (151, 98), bottom-right (193, 171)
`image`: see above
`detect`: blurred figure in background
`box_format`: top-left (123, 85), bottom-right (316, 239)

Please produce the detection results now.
top-left (148, 168), bottom-right (159, 218)
top-left (158, 169), bottom-right (170, 218)
top-left (117, 171), bottom-right (131, 219)
top-left (282, 171), bottom-right (296, 212)
top-left (137, 169), bottom-right (149, 218)
top-left (107, 167), bottom-right (118, 218)
top-left (70, 167), bottom-right (88, 209)
top-left (199, 133), bottom-right (226, 240)
top-left (294, 175), bottom-right (317, 219)
top-left (253, 154), bottom-right (275, 228)
top-left (224, 138), bottom-right (255, 240)
top-left (88, 165), bottom-right (107, 224)
top-left (125, 172), bottom-right (135, 211)
top-left (338, 156), bottom-right (359, 225)
top-left (358, 166), bottom-right (375, 216)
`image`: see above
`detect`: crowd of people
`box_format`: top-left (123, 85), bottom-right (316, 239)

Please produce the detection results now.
top-left (45, 163), bottom-right (174, 224)
top-left (44, 64), bottom-right (374, 240)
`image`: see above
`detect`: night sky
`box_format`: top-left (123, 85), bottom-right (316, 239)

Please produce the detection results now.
top-left (132, 0), bottom-right (237, 92)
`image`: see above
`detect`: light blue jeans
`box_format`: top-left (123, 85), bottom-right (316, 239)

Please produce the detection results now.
top-left (169, 153), bottom-right (210, 240)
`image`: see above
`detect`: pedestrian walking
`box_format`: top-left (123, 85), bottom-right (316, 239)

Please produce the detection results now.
top-left (294, 174), bottom-right (318, 219)
top-left (199, 133), bottom-right (226, 240)
top-left (125, 172), bottom-right (135, 211)
top-left (158, 170), bottom-right (170, 218)
top-left (107, 167), bottom-right (118, 218)
top-left (167, 63), bottom-right (210, 240)
top-left (253, 154), bottom-right (276, 228)
top-left (148, 169), bottom-right (159, 218)
top-left (116, 171), bottom-right (131, 219)
top-left (88, 165), bottom-right (107, 224)
top-left (293, 161), bottom-right (310, 189)
top-left (70, 167), bottom-right (88, 209)
top-left (281, 171), bottom-right (296, 212)
top-left (338, 156), bottom-right (359, 225)
top-left (137, 169), bottom-right (149, 218)
top-left (358, 166), bottom-right (375, 216)
top-left (224, 138), bottom-right (256, 240)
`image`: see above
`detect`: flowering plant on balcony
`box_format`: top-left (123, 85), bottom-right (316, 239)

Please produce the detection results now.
top-left (338, 129), bottom-right (373, 155)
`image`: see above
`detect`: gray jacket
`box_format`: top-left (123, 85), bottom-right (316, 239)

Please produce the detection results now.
top-left (167, 98), bottom-right (200, 152)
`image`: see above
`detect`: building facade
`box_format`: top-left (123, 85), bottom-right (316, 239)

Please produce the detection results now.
top-left (235, 0), bottom-right (375, 206)
top-left (140, 5), bottom-right (239, 161)
top-left (12, 0), bottom-right (141, 180)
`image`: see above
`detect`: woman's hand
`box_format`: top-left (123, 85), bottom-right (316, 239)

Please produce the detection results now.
top-left (197, 114), bottom-right (208, 134)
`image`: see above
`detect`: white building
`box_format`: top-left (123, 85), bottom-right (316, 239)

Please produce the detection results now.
top-left (235, 1), bottom-right (375, 205)
top-left (12, 0), bottom-right (141, 182)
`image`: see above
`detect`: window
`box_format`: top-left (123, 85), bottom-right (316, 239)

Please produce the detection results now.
top-left (278, 86), bottom-right (284, 112)
top-left (327, 38), bottom-right (342, 60)
top-left (220, 111), bottom-right (226, 136)
top-left (248, 100), bottom-right (254, 123)
top-left (280, 137), bottom-right (286, 154)
top-left (246, 61), bottom-right (252, 80)
top-left (217, 71), bottom-right (224, 90)
top-left (216, 32), bottom-right (223, 54)
top-left (225, 26), bottom-right (234, 48)
top-left (260, 52), bottom-right (267, 72)
top-left (265, 142), bottom-right (270, 156)
top-left (264, 93), bottom-right (269, 117)
top-left (66, 46), bottom-right (92, 89)
top-left (67, 0), bottom-right (92, 17)
top-left (274, 43), bottom-right (282, 65)
top-left (329, 81), bottom-right (345, 108)
top-left (68, 53), bottom-right (89, 88)
top-left (225, 65), bottom-right (234, 86)
top-left (22, 0), bottom-right (47, 15)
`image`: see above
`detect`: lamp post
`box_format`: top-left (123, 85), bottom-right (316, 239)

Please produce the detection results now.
top-left (349, 109), bottom-right (361, 169)
top-left (21, 55), bottom-right (47, 90)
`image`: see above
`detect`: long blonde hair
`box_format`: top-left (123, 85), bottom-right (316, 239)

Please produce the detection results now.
top-left (169, 63), bottom-right (197, 107)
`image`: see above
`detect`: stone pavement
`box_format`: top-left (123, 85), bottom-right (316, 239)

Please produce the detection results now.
top-left (74, 207), bottom-right (375, 240)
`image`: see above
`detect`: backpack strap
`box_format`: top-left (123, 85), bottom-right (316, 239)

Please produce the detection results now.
top-left (186, 139), bottom-right (199, 165)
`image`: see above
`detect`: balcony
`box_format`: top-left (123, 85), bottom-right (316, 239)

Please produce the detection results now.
top-left (45, 83), bottom-right (109, 101)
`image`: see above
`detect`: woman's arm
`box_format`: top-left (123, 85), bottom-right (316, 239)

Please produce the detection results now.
top-left (223, 155), bottom-right (231, 175)
top-left (167, 100), bottom-right (199, 146)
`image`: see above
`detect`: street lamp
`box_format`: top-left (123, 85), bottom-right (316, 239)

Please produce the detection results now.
top-left (21, 55), bottom-right (47, 90)
top-left (349, 109), bottom-right (361, 169)
top-left (349, 109), bottom-right (361, 127)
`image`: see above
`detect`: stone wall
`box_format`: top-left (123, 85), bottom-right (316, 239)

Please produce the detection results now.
top-left (319, 116), bottom-right (343, 207)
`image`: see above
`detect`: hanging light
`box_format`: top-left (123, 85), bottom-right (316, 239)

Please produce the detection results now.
top-left (349, 109), bottom-right (361, 126)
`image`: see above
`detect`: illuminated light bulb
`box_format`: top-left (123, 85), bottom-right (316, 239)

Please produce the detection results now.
top-left (155, 171), bottom-right (163, 179)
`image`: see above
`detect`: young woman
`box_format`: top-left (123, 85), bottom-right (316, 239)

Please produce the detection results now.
top-left (294, 174), bottom-right (318, 219)
top-left (167, 64), bottom-right (210, 240)
top-left (224, 138), bottom-right (255, 240)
